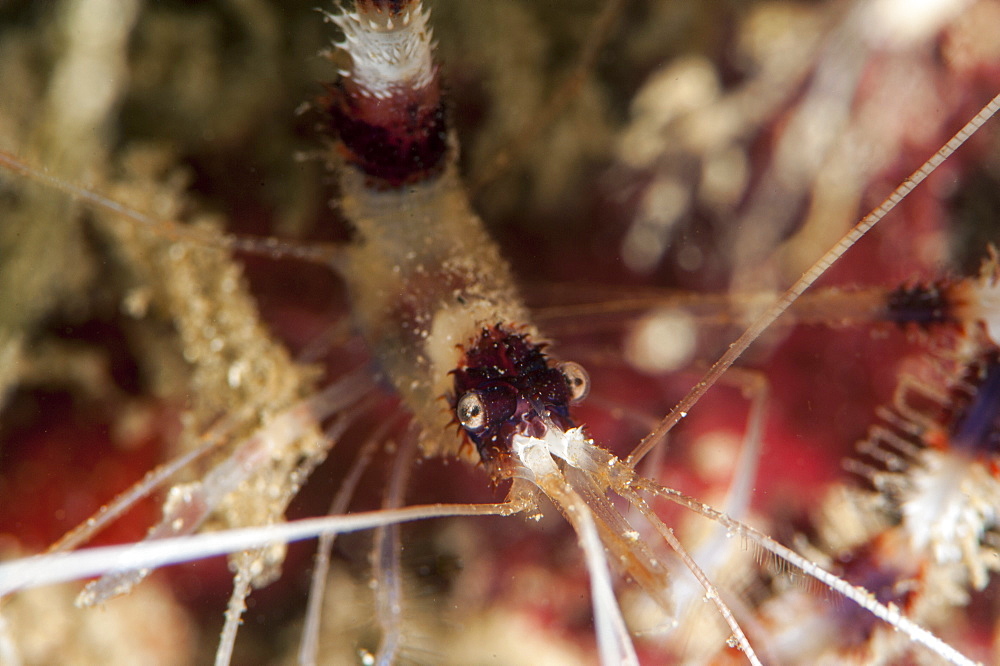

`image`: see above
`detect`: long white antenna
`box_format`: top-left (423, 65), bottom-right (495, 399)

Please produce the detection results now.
top-left (0, 502), bottom-right (526, 598)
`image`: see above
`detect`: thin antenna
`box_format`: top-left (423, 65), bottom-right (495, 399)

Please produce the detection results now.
top-left (299, 412), bottom-right (395, 666)
top-left (626, 491), bottom-right (762, 665)
top-left (0, 150), bottom-right (345, 270)
top-left (0, 502), bottom-right (528, 598)
top-left (47, 423), bottom-right (226, 553)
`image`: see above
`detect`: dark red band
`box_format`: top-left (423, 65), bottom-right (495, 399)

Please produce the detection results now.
top-left (323, 77), bottom-right (448, 187)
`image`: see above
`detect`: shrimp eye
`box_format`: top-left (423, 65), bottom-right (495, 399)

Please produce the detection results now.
top-left (457, 391), bottom-right (488, 430)
top-left (559, 361), bottom-right (590, 404)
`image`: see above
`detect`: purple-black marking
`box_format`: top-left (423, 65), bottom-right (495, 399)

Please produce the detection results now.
top-left (943, 350), bottom-right (1000, 457)
top-left (452, 327), bottom-right (577, 466)
top-left (324, 83), bottom-right (449, 187)
top-left (885, 282), bottom-right (953, 326)
top-left (827, 542), bottom-right (915, 649)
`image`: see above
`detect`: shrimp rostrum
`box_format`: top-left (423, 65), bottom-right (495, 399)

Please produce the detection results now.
top-left (0, 0), bottom-right (999, 664)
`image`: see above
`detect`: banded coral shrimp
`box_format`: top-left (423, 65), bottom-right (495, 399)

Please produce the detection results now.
top-left (0, 1), bottom-right (998, 665)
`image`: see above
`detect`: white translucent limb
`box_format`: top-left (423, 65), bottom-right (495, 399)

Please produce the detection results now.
top-left (666, 372), bottom-right (771, 655)
top-left (0, 149), bottom-right (346, 270)
top-left (296, 318), bottom-right (355, 366)
top-left (77, 369), bottom-right (372, 605)
top-left (213, 415), bottom-right (353, 666)
top-left (48, 420), bottom-right (225, 553)
top-left (303, 368), bottom-right (378, 424)
top-left (575, 494), bottom-right (640, 666)
top-left (215, 553), bottom-right (254, 666)
top-left (562, 465), bottom-right (674, 614)
top-left (720, 371), bottom-right (769, 522)
top-left (550, 426), bottom-right (762, 663)
top-left (556, 433), bottom-right (978, 665)
top-left (374, 429), bottom-right (418, 666)
top-left (0, 502), bottom-right (527, 599)
top-left (530, 419), bottom-right (675, 613)
top-left (627, 91), bottom-right (1000, 466)
top-left (298, 414), bottom-right (393, 666)
top-left (632, 476), bottom-right (982, 666)
top-left (671, 370), bottom-right (770, 605)
top-left (512, 435), bottom-right (639, 666)
top-left (623, 489), bottom-right (761, 666)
